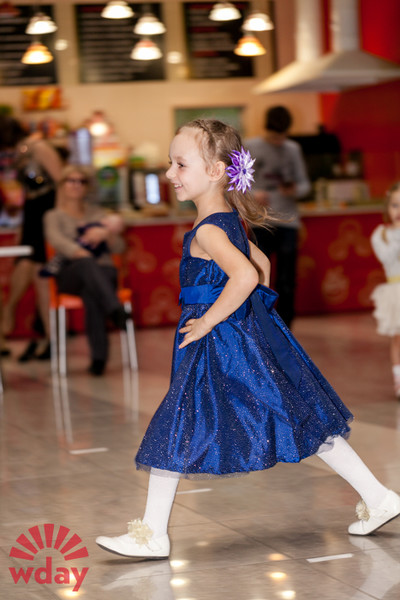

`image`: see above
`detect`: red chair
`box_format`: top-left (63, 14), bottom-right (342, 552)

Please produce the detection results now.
top-left (47, 247), bottom-right (138, 376)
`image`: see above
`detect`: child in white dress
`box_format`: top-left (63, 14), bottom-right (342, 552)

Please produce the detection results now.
top-left (371, 182), bottom-right (400, 398)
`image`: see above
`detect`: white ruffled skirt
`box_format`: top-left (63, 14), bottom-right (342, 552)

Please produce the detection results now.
top-left (371, 281), bottom-right (400, 336)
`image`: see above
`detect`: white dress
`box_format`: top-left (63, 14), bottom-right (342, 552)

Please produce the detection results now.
top-left (370, 224), bottom-right (400, 336)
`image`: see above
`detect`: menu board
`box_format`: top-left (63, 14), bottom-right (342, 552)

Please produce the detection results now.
top-left (75, 4), bottom-right (165, 83)
top-left (0, 5), bottom-right (57, 87)
top-left (183, 2), bottom-right (252, 79)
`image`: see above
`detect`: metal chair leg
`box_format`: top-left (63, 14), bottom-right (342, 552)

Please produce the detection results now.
top-left (124, 301), bottom-right (138, 370)
top-left (54, 298), bottom-right (138, 376)
top-left (120, 330), bottom-right (129, 368)
top-left (49, 307), bottom-right (58, 375)
top-left (58, 306), bottom-right (67, 377)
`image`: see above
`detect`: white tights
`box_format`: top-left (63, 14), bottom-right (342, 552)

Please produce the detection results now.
top-left (142, 437), bottom-right (388, 539)
top-left (316, 436), bottom-right (387, 508)
top-left (143, 468), bottom-right (180, 538)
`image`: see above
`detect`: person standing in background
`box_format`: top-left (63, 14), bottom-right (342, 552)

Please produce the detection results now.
top-left (0, 115), bottom-right (64, 361)
top-left (246, 106), bottom-right (311, 328)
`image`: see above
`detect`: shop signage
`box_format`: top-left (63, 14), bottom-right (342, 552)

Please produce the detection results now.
top-left (0, 5), bottom-right (57, 87)
top-left (76, 3), bottom-right (165, 83)
top-left (183, 1), bottom-right (252, 79)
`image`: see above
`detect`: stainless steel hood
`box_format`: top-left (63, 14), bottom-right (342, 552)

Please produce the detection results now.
top-left (254, 49), bottom-right (400, 93)
top-left (254, 0), bottom-right (400, 94)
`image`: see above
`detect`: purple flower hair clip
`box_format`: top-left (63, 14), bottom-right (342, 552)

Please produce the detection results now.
top-left (226, 147), bottom-right (255, 194)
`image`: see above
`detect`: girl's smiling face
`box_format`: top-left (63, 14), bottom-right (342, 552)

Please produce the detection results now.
top-left (166, 129), bottom-right (214, 204)
top-left (388, 190), bottom-right (400, 228)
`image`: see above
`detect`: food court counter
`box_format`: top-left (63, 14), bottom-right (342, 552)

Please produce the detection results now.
top-left (119, 204), bottom-right (383, 326)
top-left (121, 203), bottom-right (386, 326)
top-left (0, 203), bottom-right (386, 335)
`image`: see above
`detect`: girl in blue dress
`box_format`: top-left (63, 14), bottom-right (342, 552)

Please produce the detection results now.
top-left (97, 119), bottom-right (400, 559)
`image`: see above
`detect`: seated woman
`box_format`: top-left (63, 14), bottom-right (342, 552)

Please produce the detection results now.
top-left (44, 165), bottom-right (127, 376)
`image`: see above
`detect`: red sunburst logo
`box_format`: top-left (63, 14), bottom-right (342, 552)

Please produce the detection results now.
top-left (9, 524), bottom-right (89, 561)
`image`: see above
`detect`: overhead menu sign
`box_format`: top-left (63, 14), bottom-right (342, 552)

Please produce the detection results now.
top-left (75, 4), bottom-right (165, 83)
top-left (183, 2), bottom-right (252, 79)
top-left (0, 5), bottom-right (57, 87)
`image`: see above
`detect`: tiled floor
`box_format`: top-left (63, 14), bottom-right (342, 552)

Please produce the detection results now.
top-left (0, 312), bottom-right (399, 599)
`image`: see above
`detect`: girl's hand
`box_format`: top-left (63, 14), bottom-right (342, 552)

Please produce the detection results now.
top-left (178, 318), bottom-right (211, 349)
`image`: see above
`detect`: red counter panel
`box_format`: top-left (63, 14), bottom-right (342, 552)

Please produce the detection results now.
top-left (124, 222), bottom-right (192, 327)
top-left (0, 210), bottom-right (386, 335)
top-left (295, 212), bottom-right (385, 315)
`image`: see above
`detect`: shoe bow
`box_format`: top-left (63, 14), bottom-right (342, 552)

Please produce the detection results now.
top-left (355, 500), bottom-right (370, 521)
top-left (127, 519), bottom-right (153, 545)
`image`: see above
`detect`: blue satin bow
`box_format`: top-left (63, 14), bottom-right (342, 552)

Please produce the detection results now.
top-left (179, 284), bottom-right (302, 388)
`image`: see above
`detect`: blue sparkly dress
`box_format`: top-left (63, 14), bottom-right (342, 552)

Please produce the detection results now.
top-left (135, 212), bottom-right (352, 478)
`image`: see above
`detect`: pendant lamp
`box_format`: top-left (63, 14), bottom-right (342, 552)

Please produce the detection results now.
top-left (26, 12), bottom-right (57, 35)
top-left (130, 38), bottom-right (162, 61)
top-left (243, 11), bottom-right (274, 32)
top-left (209, 3), bottom-right (241, 22)
top-left (101, 1), bottom-right (134, 19)
top-left (133, 12), bottom-right (166, 35)
top-left (234, 34), bottom-right (266, 57)
top-left (21, 41), bottom-right (53, 64)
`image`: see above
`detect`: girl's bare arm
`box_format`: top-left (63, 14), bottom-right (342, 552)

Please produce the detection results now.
top-left (179, 224), bottom-right (259, 348)
top-left (248, 240), bottom-right (271, 286)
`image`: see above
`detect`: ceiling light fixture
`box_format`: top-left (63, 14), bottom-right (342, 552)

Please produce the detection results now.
top-left (167, 51), bottom-right (183, 64)
top-left (134, 12), bottom-right (166, 35)
top-left (101, 1), bottom-right (134, 20)
top-left (209, 3), bottom-right (241, 22)
top-left (55, 39), bottom-right (69, 51)
top-left (26, 12), bottom-right (58, 35)
top-left (234, 34), bottom-right (266, 57)
top-left (87, 112), bottom-right (112, 137)
top-left (130, 38), bottom-right (162, 61)
top-left (243, 11), bottom-right (274, 32)
top-left (21, 41), bottom-right (53, 64)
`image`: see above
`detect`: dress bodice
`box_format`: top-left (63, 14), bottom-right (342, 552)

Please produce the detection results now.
top-left (180, 212), bottom-right (249, 289)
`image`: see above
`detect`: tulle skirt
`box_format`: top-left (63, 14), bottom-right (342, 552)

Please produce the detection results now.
top-left (371, 282), bottom-right (400, 336)
top-left (135, 286), bottom-right (353, 478)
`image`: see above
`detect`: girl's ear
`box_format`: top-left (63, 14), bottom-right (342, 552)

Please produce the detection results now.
top-left (209, 160), bottom-right (226, 182)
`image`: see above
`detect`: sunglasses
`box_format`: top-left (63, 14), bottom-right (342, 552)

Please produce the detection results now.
top-left (64, 177), bottom-right (88, 185)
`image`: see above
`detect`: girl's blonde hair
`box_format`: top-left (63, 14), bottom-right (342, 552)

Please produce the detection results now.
top-left (383, 181), bottom-right (400, 224)
top-left (176, 119), bottom-right (270, 229)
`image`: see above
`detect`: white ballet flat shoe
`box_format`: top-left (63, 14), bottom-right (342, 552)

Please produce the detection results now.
top-left (96, 519), bottom-right (170, 559)
top-left (348, 490), bottom-right (400, 535)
